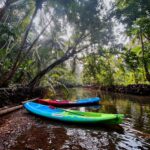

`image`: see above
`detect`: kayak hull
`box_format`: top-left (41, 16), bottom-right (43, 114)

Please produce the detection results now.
top-left (38, 97), bottom-right (101, 107)
top-left (24, 102), bottom-right (124, 125)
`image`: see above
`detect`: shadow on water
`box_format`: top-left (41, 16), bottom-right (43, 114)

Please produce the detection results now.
top-left (24, 111), bottom-right (125, 134)
top-left (9, 110), bottom-right (124, 150)
top-left (1, 88), bottom-right (150, 150)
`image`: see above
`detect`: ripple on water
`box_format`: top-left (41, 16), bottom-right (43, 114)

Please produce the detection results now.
top-left (0, 88), bottom-right (150, 150)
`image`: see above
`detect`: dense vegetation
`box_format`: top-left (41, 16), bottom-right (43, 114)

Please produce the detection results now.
top-left (0, 0), bottom-right (149, 90)
top-left (83, 0), bottom-right (150, 85)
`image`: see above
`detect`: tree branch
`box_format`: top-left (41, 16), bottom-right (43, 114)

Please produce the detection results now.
top-left (28, 34), bottom-right (91, 88)
top-left (0, 5), bottom-right (39, 87)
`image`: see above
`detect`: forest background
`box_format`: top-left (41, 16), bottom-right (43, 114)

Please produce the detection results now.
top-left (0, 0), bottom-right (149, 98)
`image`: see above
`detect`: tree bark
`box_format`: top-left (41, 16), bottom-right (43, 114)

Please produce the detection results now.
top-left (140, 29), bottom-right (150, 82)
top-left (28, 53), bottom-right (70, 88)
top-left (0, 5), bottom-right (6, 21)
top-left (0, 105), bottom-right (22, 116)
top-left (0, 0), bottom-right (11, 21)
top-left (28, 43), bottom-right (90, 88)
top-left (0, 6), bottom-right (39, 87)
top-left (0, 98), bottom-right (39, 116)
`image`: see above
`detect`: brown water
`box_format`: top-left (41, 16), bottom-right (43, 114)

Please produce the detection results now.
top-left (0, 88), bottom-right (150, 150)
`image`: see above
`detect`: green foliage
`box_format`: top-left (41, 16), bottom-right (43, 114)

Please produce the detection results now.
top-left (115, 0), bottom-right (150, 27)
top-left (0, 23), bottom-right (17, 48)
top-left (83, 45), bottom-right (149, 86)
top-left (83, 52), bottom-right (115, 86)
top-left (114, 0), bottom-right (150, 82)
top-left (40, 67), bottom-right (78, 96)
top-left (0, 0), bottom-right (149, 88)
top-left (10, 58), bottom-right (34, 84)
top-left (124, 51), bottom-right (139, 70)
top-left (48, 67), bottom-right (78, 86)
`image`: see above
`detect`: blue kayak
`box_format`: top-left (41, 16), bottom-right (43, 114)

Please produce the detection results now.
top-left (24, 102), bottom-right (124, 124)
top-left (37, 97), bottom-right (101, 107)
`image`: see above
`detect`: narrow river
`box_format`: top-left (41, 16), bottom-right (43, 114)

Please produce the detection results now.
top-left (0, 88), bottom-right (150, 150)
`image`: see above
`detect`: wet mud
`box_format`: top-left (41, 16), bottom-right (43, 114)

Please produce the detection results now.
top-left (0, 88), bottom-right (150, 150)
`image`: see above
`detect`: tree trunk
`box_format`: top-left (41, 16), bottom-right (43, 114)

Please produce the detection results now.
top-left (140, 29), bottom-right (150, 82)
top-left (28, 35), bottom-right (90, 88)
top-left (71, 56), bottom-right (77, 74)
top-left (0, 0), bottom-right (9, 21)
top-left (0, 7), bottom-right (38, 87)
top-left (28, 45), bottom-right (90, 88)
top-left (0, 6), bottom-right (6, 21)
top-left (133, 68), bottom-right (138, 84)
top-left (28, 54), bottom-right (70, 88)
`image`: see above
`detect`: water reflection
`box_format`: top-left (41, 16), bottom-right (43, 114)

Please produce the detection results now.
top-left (59, 88), bottom-right (150, 149)
top-left (6, 88), bottom-right (150, 150)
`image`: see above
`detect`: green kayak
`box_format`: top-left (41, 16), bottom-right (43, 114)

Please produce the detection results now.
top-left (24, 102), bottom-right (124, 125)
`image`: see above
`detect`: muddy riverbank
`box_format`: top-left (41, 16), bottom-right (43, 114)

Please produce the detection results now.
top-left (0, 88), bottom-right (150, 150)
top-left (0, 87), bottom-right (48, 108)
top-left (0, 84), bottom-right (150, 108)
top-left (87, 84), bottom-right (150, 96)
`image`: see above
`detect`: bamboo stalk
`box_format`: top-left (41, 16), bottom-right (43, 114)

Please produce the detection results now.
top-left (0, 97), bottom-right (39, 116)
top-left (0, 105), bottom-right (22, 116)
top-left (21, 97), bottom-right (39, 104)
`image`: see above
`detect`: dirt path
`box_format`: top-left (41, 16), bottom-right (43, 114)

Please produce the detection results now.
top-left (0, 109), bottom-right (70, 150)
top-left (1, 91), bottom-right (150, 150)
top-left (0, 109), bottom-right (37, 150)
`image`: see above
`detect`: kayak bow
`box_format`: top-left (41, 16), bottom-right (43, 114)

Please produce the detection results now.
top-left (37, 97), bottom-right (101, 107)
top-left (24, 102), bottom-right (124, 125)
